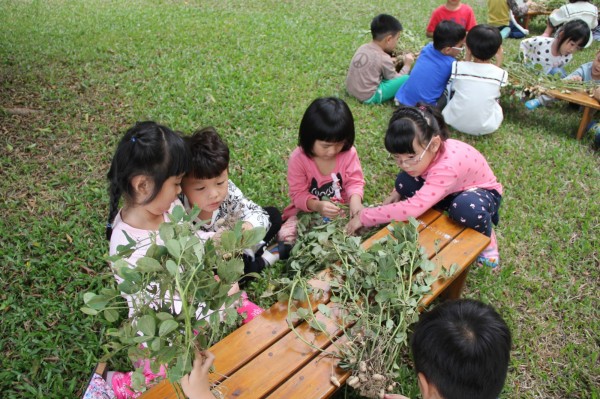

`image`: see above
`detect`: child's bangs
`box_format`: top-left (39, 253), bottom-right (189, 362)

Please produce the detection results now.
top-left (165, 134), bottom-right (191, 177)
top-left (385, 118), bottom-right (418, 154)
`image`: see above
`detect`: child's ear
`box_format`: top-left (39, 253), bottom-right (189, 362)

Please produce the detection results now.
top-left (440, 47), bottom-right (452, 56)
top-left (430, 136), bottom-right (443, 153)
top-left (131, 175), bottom-right (152, 197)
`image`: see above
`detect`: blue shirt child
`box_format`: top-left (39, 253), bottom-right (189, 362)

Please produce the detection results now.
top-left (395, 42), bottom-right (456, 106)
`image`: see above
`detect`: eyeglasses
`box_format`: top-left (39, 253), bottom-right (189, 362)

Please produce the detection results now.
top-left (451, 45), bottom-right (465, 52)
top-left (393, 140), bottom-right (432, 167)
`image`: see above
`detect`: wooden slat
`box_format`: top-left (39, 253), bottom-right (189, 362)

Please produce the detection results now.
top-left (545, 89), bottom-right (600, 140)
top-left (268, 335), bottom-right (349, 399)
top-left (214, 305), bottom-right (345, 398)
top-left (420, 227), bottom-right (490, 308)
top-left (207, 274), bottom-right (332, 382)
top-left (138, 379), bottom-right (182, 399)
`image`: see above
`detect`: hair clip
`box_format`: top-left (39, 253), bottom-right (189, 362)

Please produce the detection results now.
top-left (418, 105), bottom-right (427, 112)
top-left (131, 137), bottom-right (136, 143)
top-left (106, 223), bottom-right (112, 229)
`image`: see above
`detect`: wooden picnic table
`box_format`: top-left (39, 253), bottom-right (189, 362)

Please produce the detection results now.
top-left (544, 89), bottom-right (600, 140)
top-left (518, 10), bottom-right (551, 30)
top-left (139, 209), bottom-right (490, 399)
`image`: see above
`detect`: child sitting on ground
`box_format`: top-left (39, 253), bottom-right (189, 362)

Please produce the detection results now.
top-left (542, 0), bottom-right (598, 47)
top-left (346, 14), bottom-right (414, 104)
top-left (526, 48), bottom-right (600, 109)
top-left (346, 104), bottom-right (503, 268)
top-left (384, 299), bottom-right (512, 399)
top-left (426, 0), bottom-right (477, 38)
top-left (442, 24), bottom-right (508, 135)
top-left (181, 127), bottom-right (282, 277)
top-left (279, 97), bottom-right (365, 254)
top-left (488, 0), bottom-right (531, 39)
top-left (520, 19), bottom-right (590, 77)
top-left (395, 20), bottom-right (466, 109)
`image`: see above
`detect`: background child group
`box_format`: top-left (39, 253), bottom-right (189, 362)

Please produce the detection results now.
top-left (96, 1), bottom-right (598, 399)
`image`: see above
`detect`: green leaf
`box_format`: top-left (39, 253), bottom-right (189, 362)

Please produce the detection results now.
top-left (104, 309), bottom-right (119, 323)
top-left (375, 290), bottom-right (393, 303)
top-left (156, 312), bottom-right (174, 321)
top-left (241, 226), bottom-right (266, 247)
top-left (308, 320), bottom-right (327, 331)
top-left (219, 230), bottom-right (236, 251)
top-left (165, 259), bottom-right (178, 276)
top-left (317, 303), bottom-right (331, 317)
top-left (171, 205), bottom-right (185, 222)
top-left (135, 256), bottom-right (163, 273)
top-left (85, 294), bottom-right (110, 310)
top-left (81, 307), bottom-right (98, 316)
top-left (165, 239), bottom-right (181, 258)
top-left (159, 223), bottom-right (175, 242)
top-left (158, 319), bottom-right (179, 337)
top-left (150, 337), bottom-right (162, 352)
top-left (83, 292), bottom-right (96, 304)
top-left (217, 258), bottom-right (244, 284)
top-left (296, 307), bottom-right (310, 319)
top-left (137, 315), bottom-right (156, 337)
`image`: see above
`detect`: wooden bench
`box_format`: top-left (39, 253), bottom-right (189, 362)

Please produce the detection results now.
top-left (545, 89), bottom-right (600, 140)
top-left (518, 10), bottom-right (551, 30)
top-left (135, 209), bottom-right (490, 399)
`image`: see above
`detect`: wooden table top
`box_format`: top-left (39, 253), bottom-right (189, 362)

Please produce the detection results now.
top-left (139, 209), bottom-right (490, 399)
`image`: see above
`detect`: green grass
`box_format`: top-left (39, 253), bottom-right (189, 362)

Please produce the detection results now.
top-left (0, 0), bottom-right (598, 398)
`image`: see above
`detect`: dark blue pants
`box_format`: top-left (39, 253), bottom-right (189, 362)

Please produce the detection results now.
top-left (395, 172), bottom-right (501, 237)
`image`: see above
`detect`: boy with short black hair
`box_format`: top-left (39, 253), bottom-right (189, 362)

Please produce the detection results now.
top-left (181, 127), bottom-right (282, 276)
top-left (346, 14), bottom-right (414, 104)
top-left (442, 24), bottom-right (508, 135)
top-left (395, 20), bottom-right (466, 108)
top-left (385, 299), bottom-right (512, 399)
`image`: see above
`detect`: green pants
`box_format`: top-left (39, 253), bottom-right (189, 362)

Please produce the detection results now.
top-left (363, 75), bottom-right (409, 105)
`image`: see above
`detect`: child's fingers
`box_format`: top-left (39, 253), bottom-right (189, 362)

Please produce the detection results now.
top-left (199, 351), bottom-right (215, 373)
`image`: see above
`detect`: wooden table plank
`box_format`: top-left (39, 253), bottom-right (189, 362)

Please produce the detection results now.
top-left (545, 89), bottom-right (600, 140)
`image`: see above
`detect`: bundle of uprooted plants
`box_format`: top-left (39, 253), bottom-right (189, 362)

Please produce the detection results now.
top-left (528, 0), bottom-right (564, 13)
top-left (82, 205), bottom-right (265, 396)
top-left (503, 60), bottom-right (598, 99)
top-left (267, 211), bottom-right (457, 399)
top-left (392, 30), bottom-right (428, 71)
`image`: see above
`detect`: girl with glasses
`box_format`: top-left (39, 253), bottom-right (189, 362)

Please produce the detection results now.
top-left (346, 104), bottom-right (503, 268)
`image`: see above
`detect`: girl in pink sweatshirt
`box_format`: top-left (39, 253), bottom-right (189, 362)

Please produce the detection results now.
top-left (278, 97), bottom-right (365, 247)
top-left (346, 104), bottom-right (502, 267)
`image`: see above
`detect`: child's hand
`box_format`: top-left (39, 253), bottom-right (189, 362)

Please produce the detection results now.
top-left (180, 351), bottom-right (216, 399)
top-left (566, 75), bottom-right (582, 82)
top-left (383, 191), bottom-right (401, 205)
top-left (384, 394), bottom-right (410, 399)
top-left (318, 201), bottom-right (341, 218)
top-left (241, 221), bottom-right (254, 231)
top-left (345, 214), bottom-right (363, 235)
top-left (404, 53), bottom-right (415, 67)
top-left (349, 203), bottom-right (364, 219)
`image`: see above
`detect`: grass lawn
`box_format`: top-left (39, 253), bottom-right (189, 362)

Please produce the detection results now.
top-left (0, 0), bottom-right (598, 398)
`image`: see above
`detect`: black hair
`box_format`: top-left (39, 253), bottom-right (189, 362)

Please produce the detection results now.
top-left (411, 299), bottom-right (512, 399)
top-left (466, 24), bottom-right (502, 61)
top-left (433, 20), bottom-right (467, 51)
top-left (385, 103), bottom-right (449, 155)
top-left (556, 19), bottom-right (590, 48)
top-left (370, 14), bottom-right (403, 41)
top-left (106, 121), bottom-right (190, 240)
top-left (569, 0), bottom-right (590, 2)
top-left (185, 127), bottom-right (230, 180)
top-left (298, 97), bottom-right (355, 157)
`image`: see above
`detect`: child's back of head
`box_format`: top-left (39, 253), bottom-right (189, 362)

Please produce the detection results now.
top-left (411, 299), bottom-right (511, 399)
top-left (371, 14), bottom-right (403, 41)
top-left (433, 20), bottom-right (467, 51)
top-left (185, 127), bottom-right (230, 180)
top-left (466, 24), bottom-right (502, 61)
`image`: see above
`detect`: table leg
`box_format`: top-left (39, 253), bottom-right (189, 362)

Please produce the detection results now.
top-left (577, 107), bottom-right (593, 140)
top-left (441, 266), bottom-right (470, 300)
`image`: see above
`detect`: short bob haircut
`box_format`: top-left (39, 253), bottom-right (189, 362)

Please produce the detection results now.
top-left (370, 14), bottom-right (403, 41)
top-left (185, 126), bottom-right (230, 180)
top-left (411, 299), bottom-right (512, 399)
top-left (385, 103), bottom-right (449, 155)
top-left (298, 97), bottom-right (355, 157)
top-left (466, 24), bottom-right (502, 61)
top-left (433, 20), bottom-right (467, 51)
